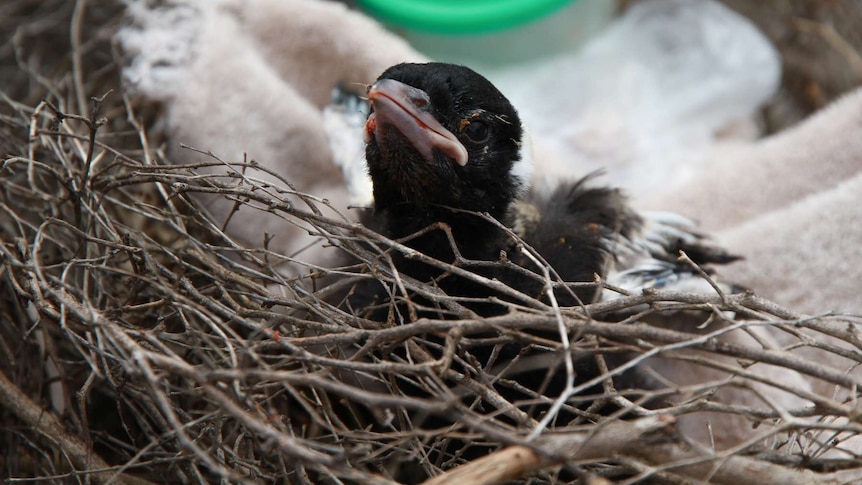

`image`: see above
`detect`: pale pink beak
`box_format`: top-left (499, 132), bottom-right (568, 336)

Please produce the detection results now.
top-left (366, 79), bottom-right (469, 167)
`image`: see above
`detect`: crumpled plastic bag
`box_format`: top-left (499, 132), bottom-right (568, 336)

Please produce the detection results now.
top-left (488, 0), bottom-right (780, 200)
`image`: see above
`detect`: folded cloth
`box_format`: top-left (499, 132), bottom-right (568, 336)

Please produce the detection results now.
top-left (720, 170), bottom-right (862, 313)
top-left (643, 87), bottom-right (862, 315)
top-left (119, 0), bottom-right (423, 274)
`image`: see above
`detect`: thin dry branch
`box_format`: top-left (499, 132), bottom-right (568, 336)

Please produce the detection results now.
top-left (0, 367), bottom-right (156, 485)
top-left (4, 3), bottom-right (862, 482)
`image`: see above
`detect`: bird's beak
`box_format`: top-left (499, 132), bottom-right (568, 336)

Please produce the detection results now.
top-left (366, 79), bottom-right (469, 167)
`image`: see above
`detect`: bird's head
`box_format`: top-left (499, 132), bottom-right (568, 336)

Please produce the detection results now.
top-left (365, 62), bottom-right (532, 219)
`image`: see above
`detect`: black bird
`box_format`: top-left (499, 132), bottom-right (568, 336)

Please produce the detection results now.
top-left (326, 62), bottom-right (740, 473)
top-left (347, 62), bottom-right (737, 315)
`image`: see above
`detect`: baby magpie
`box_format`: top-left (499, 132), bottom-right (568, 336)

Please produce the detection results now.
top-left (345, 62), bottom-right (737, 314)
top-left (323, 65), bottom-right (844, 478)
top-left (323, 63), bottom-right (747, 474)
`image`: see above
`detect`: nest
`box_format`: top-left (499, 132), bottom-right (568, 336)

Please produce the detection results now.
top-left (3, 1), bottom-right (862, 484)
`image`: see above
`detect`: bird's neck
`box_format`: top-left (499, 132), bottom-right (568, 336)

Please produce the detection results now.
top-left (374, 200), bottom-right (509, 262)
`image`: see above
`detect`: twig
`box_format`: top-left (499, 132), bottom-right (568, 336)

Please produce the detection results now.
top-left (0, 368), bottom-right (157, 485)
top-left (421, 415), bottom-right (676, 485)
top-left (519, 245), bottom-right (575, 441)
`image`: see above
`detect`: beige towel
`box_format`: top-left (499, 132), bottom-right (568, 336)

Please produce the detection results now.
top-left (643, 88), bottom-right (862, 314)
top-left (120, 0), bottom-right (423, 273)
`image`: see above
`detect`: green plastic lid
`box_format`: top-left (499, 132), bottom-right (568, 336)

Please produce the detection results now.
top-left (356, 0), bottom-right (579, 35)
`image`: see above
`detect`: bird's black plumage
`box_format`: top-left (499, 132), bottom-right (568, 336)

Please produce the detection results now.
top-left (362, 63), bottom-right (527, 279)
top-left (352, 62), bottom-right (545, 318)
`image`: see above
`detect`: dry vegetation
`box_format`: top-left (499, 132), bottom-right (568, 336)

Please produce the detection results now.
top-left (3, 1), bottom-right (862, 484)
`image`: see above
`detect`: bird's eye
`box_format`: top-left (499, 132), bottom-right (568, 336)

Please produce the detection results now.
top-left (463, 120), bottom-right (490, 144)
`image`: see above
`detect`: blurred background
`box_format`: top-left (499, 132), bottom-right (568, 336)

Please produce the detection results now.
top-left (3, 0), bottom-right (862, 134)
